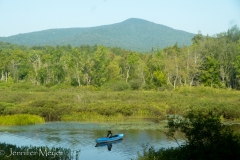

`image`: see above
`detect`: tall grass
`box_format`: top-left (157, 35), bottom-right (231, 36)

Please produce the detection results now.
top-left (0, 114), bottom-right (45, 125)
top-left (61, 111), bottom-right (164, 122)
top-left (62, 112), bottom-right (126, 122)
top-left (0, 82), bottom-right (240, 122)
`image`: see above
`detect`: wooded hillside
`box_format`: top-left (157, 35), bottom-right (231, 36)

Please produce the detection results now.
top-left (0, 18), bottom-right (195, 52)
top-left (0, 26), bottom-right (240, 90)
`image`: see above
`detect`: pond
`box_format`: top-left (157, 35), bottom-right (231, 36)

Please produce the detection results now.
top-left (0, 121), bottom-right (183, 160)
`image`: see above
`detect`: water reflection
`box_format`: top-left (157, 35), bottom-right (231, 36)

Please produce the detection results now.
top-left (0, 122), bottom-right (183, 160)
top-left (95, 139), bottom-right (123, 151)
top-left (107, 143), bottom-right (112, 151)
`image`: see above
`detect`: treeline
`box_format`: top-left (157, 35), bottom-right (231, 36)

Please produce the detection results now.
top-left (0, 26), bottom-right (240, 90)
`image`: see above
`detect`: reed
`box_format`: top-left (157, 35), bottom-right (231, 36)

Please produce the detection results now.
top-left (61, 111), bottom-right (163, 123)
top-left (0, 84), bottom-right (240, 122)
top-left (62, 112), bottom-right (126, 122)
top-left (0, 114), bottom-right (45, 125)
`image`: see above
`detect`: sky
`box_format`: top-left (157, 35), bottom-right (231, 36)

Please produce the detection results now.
top-left (0, 0), bottom-right (240, 37)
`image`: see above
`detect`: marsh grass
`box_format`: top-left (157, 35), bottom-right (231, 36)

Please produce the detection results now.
top-left (62, 112), bottom-right (126, 122)
top-left (62, 111), bottom-right (165, 122)
top-left (0, 114), bottom-right (45, 125)
top-left (0, 83), bottom-right (240, 122)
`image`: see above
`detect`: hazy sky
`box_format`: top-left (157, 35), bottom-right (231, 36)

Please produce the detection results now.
top-left (0, 0), bottom-right (239, 37)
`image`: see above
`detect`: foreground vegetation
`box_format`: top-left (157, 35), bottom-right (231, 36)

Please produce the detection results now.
top-left (137, 109), bottom-right (240, 160)
top-left (0, 82), bottom-right (240, 123)
top-left (0, 143), bottom-right (77, 160)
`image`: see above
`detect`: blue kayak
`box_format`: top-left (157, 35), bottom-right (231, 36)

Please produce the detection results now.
top-left (95, 134), bottom-right (124, 143)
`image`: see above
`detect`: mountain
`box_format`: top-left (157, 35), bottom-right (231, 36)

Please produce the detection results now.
top-left (0, 18), bottom-right (195, 52)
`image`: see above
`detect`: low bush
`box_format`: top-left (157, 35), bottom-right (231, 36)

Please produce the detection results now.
top-left (129, 79), bottom-right (143, 90)
top-left (137, 109), bottom-right (240, 160)
top-left (27, 100), bottom-right (71, 121)
top-left (0, 84), bottom-right (240, 123)
top-left (101, 81), bottom-right (131, 91)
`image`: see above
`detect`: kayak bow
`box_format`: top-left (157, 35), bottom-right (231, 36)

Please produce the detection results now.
top-left (95, 134), bottom-right (124, 143)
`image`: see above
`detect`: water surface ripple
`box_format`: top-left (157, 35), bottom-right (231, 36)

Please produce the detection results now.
top-left (0, 122), bottom-right (182, 160)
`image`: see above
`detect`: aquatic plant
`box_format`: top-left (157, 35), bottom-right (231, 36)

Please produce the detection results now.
top-left (0, 114), bottom-right (45, 125)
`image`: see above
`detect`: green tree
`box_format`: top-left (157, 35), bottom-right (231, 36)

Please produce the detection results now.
top-left (165, 109), bottom-right (240, 160)
top-left (200, 56), bottom-right (220, 87)
top-left (138, 109), bottom-right (240, 160)
top-left (163, 45), bottom-right (182, 89)
top-left (234, 54), bottom-right (240, 79)
top-left (125, 52), bottom-right (140, 82)
top-left (9, 49), bottom-right (29, 83)
top-left (153, 70), bottom-right (166, 87)
top-left (146, 49), bottom-right (166, 87)
top-left (92, 46), bottom-right (111, 86)
top-left (191, 31), bottom-right (204, 45)
top-left (50, 48), bottom-right (66, 84)
top-left (67, 48), bottom-right (83, 86)
top-left (106, 57), bottom-right (121, 81)
top-left (0, 50), bottom-right (11, 82)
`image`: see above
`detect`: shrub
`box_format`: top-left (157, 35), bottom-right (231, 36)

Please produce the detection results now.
top-left (129, 79), bottom-right (143, 90)
top-left (141, 83), bottom-right (156, 90)
top-left (70, 78), bottom-right (79, 87)
top-left (28, 100), bottom-right (69, 121)
top-left (138, 109), bottom-right (240, 160)
top-left (77, 85), bottom-right (99, 91)
top-left (101, 81), bottom-right (130, 91)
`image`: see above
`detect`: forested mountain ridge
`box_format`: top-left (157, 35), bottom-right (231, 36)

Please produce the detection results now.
top-left (0, 25), bottom-right (239, 90)
top-left (0, 18), bottom-right (195, 52)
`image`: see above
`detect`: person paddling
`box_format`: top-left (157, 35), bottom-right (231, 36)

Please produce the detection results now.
top-left (106, 130), bottom-right (112, 138)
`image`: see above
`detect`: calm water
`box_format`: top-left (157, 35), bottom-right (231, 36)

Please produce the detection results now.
top-left (0, 122), bottom-right (182, 160)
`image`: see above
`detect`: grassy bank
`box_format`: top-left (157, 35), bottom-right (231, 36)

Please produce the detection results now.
top-left (0, 114), bottom-right (45, 125)
top-left (0, 82), bottom-right (240, 122)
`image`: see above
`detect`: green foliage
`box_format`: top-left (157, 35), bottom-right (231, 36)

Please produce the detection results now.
top-left (1, 82), bottom-right (240, 123)
top-left (0, 25), bottom-right (240, 89)
top-left (62, 112), bottom-right (126, 122)
top-left (101, 81), bottom-right (130, 91)
top-left (234, 54), bottom-right (240, 79)
top-left (137, 145), bottom-right (185, 160)
top-left (106, 59), bottom-right (121, 81)
top-left (0, 114), bottom-right (44, 125)
top-left (153, 71), bottom-right (167, 87)
top-left (70, 78), bottom-right (79, 86)
top-left (138, 109), bottom-right (240, 160)
top-left (200, 56), bottom-right (220, 87)
top-left (27, 100), bottom-right (71, 121)
top-left (191, 31), bottom-right (204, 45)
top-left (129, 79), bottom-right (143, 90)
